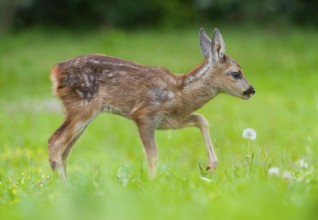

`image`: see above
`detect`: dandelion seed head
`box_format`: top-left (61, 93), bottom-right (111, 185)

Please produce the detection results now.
top-left (297, 159), bottom-right (309, 169)
top-left (282, 171), bottom-right (293, 181)
top-left (242, 128), bottom-right (257, 140)
top-left (268, 167), bottom-right (280, 176)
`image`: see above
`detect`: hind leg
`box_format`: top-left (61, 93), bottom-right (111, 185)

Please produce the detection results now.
top-left (48, 119), bottom-right (70, 180)
top-left (61, 128), bottom-right (86, 178)
top-left (48, 108), bottom-right (98, 180)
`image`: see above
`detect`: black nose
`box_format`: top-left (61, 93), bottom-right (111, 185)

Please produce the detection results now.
top-left (243, 86), bottom-right (255, 96)
top-left (250, 86), bottom-right (255, 95)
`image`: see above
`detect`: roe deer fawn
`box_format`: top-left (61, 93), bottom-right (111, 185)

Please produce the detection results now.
top-left (48, 28), bottom-right (255, 180)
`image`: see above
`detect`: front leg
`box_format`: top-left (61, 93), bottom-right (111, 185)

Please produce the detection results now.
top-left (187, 114), bottom-right (218, 171)
top-left (136, 121), bottom-right (158, 179)
top-left (158, 113), bottom-right (218, 171)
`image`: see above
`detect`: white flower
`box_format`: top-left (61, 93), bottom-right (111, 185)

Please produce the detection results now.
top-left (242, 128), bottom-right (257, 140)
top-left (297, 159), bottom-right (309, 169)
top-left (268, 167), bottom-right (280, 176)
top-left (282, 171), bottom-right (293, 181)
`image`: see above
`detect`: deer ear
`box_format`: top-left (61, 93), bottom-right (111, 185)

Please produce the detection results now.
top-left (199, 28), bottom-right (212, 58)
top-left (211, 28), bottom-right (225, 63)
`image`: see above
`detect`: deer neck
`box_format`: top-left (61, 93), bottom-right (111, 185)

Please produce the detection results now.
top-left (180, 59), bottom-right (219, 111)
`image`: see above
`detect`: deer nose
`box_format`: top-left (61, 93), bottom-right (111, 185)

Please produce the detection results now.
top-left (250, 86), bottom-right (255, 95)
top-left (243, 86), bottom-right (255, 96)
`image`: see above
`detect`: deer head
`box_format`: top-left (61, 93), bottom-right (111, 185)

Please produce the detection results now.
top-left (200, 28), bottom-right (255, 100)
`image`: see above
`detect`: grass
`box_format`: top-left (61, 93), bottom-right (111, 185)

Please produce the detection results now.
top-left (0, 25), bottom-right (318, 220)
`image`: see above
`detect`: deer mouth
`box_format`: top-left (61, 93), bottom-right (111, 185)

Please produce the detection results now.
top-left (242, 86), bottom-right (255, 99)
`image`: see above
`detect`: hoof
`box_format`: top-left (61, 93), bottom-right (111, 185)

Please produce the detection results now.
top-left (206, 161), bottom-right (218, 172)
top-left (50, 161), bottom-right (58, 171)
top-left (57, 167), bottom-right (67, 182)
top-left (49, 161), bottom-right (67, 181)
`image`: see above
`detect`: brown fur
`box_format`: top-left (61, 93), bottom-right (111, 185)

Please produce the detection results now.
top-left (48, 28), bottom-right (255, 180)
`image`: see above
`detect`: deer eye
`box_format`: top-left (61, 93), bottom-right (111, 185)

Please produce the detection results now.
top-left (231, 72), bottom-right (241, 80)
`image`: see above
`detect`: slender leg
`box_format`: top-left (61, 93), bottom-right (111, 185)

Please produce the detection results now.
top-left (135, 121), bottom-right (158, 179)
top-left (158, 113), bottom-right (218, 171)
top-left (48, 120), bottom-right (70, 181)
top-left (48, 110), bottom-right (97, 180)
top-left (188, 114), bottom-right (218, 171)
top-left (61, 128), bottom-right (87, 178)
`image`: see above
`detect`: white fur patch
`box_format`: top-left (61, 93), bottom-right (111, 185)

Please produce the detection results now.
top-left (167, 91), bottom-right (174, 99)
top-left (83, 74), bottom-right (90, 87)
top-left (73, 59), bottom-right (81, 66)
top-left (50, 74), bottom-right (59, 94)
top-left (102, 61), bottom-right (138, 70)
top-left (91, 60), bottom-right (101, 65)
top-left (102, 104), bottom-right (122, 115)
top-left (119, 71), bottom-right (127, 75)
top-left (186, 63), bottom-right (209, 83)
top-left (75, 89), bottom-right (84, 98)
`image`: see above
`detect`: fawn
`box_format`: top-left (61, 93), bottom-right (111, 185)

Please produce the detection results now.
top-left (48, 28), bottom-right (255, 180)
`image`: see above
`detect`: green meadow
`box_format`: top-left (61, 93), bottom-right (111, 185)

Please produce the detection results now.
top-left (0, 26), bottom-right (317, 220)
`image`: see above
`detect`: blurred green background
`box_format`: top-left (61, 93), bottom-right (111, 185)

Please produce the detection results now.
top-left (1, 0), bottom-right (318, 31)
top-left (0, 1), bottom-right (318, 220)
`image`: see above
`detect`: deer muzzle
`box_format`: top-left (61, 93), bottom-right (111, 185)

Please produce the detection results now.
top-left (242, 86), bottom-right (255, 99)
